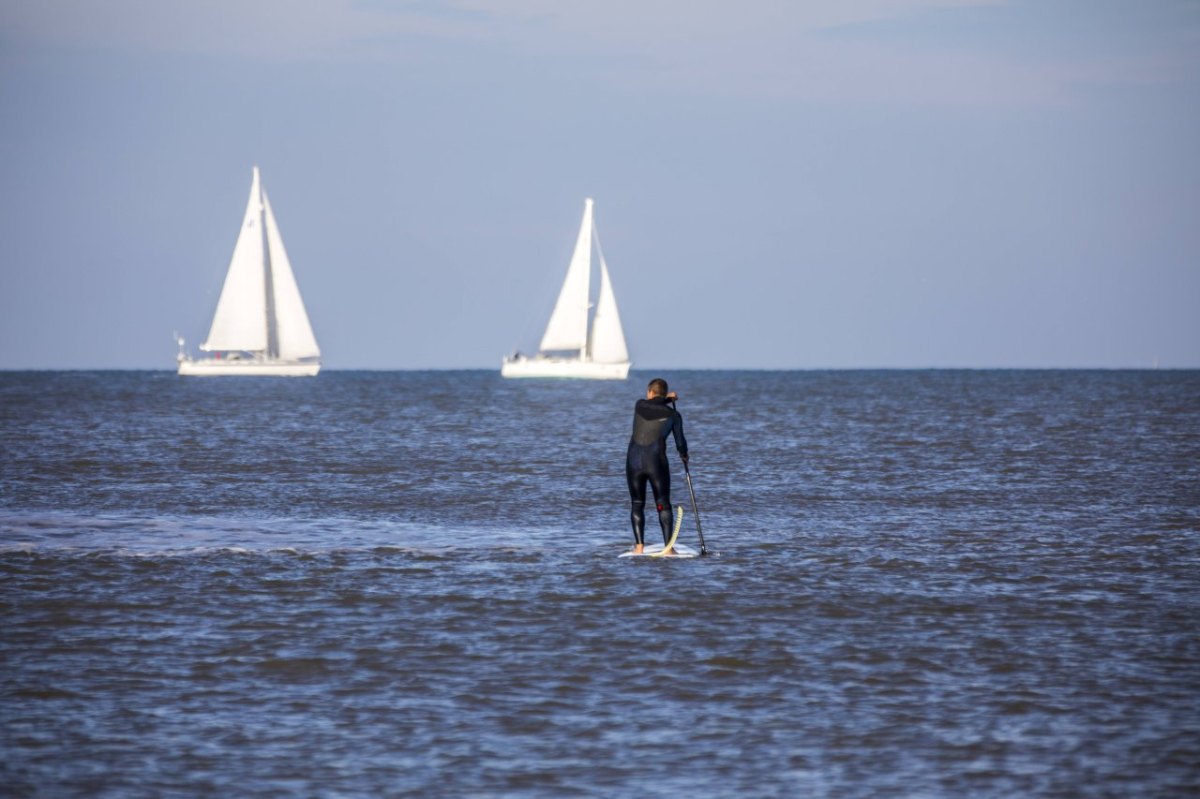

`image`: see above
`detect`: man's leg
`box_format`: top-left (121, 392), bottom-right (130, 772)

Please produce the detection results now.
top-left (627, 467), bottom-right (648, 553)
top-left (647, 464), bottom-right (674, 547)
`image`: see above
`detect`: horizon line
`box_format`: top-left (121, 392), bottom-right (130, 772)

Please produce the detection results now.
top-left (2, 366), bottom-right (1197, 374)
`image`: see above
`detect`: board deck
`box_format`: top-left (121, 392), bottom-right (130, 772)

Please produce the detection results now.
top-left (619, 542), bottom-right (700, 559)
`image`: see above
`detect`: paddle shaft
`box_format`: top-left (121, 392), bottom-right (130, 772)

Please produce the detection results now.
top-left (670, 398), bottom-right (709, 556)
top-left (682, 461), bottom-right (708, 556)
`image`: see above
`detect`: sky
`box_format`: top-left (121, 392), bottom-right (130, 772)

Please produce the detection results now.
top-left (1, 0), bottom-right (1197, 369)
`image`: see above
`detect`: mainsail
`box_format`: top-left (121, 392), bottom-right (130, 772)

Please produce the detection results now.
top-left (202, 169), bottom-right (269, 353)
top-left (538, 198), bottom-right (594, 355)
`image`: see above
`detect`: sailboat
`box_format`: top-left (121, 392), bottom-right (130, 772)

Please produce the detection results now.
top-left (177, 167), bottom-right (321, 376)
top-left (501, 198), bottom-right (631, 379)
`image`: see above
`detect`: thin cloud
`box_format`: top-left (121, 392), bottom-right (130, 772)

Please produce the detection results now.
top-left (2, 0), bottom-right (1196, 106)
top-left (1, 0), bottom-right (440, 60)
top-left (1, 0), bottom-right (1000, 57)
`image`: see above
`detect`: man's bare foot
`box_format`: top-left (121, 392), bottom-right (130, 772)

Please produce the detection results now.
top-left (661, 547), bottom-right (676, 556)
top-left (632, 544), bottom-right (644, 555)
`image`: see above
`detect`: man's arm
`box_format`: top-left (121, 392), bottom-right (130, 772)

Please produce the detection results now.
top-left (672, 411), bottom-right (689, 462)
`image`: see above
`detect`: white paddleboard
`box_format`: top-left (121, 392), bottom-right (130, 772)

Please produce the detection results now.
top-left (619, 542), bottom-right (700, 559)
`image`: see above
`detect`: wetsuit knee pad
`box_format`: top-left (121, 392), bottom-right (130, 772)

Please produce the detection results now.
top-left (655, 503), bottom-right (674, 545)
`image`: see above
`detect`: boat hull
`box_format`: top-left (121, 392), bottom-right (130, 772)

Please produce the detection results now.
top-left (500, 356), bottom-right (630, 380)
top-left (178, 359), bottom-right (320, 377)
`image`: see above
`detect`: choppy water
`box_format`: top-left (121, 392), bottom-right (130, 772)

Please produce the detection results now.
top-left (2, 370), bottom-right (1198, 797)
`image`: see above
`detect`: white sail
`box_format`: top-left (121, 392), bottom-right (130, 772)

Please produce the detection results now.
top-left (589, 248), bottom-right (629, 364)
top-left (538, 198), bottom-right (593, 354)
top-left (263, 190), bottom-right (320, 361)
top-left (201, 167), bottom-right (268, 352)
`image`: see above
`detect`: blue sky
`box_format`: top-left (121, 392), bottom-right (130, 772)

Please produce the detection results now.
top-left (1, 0), bottom-right (1197, 369)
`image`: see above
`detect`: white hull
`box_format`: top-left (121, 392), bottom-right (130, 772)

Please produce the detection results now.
top-left (178, 359), bottom-right (320, 377)
top-left (501, 356), bottom-right (630, 380)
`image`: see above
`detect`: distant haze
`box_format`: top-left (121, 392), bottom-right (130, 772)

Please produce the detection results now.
top-left (1, 1), bottom-right (1197, 369)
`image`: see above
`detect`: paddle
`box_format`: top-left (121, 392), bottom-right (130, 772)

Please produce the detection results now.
top-left (671, 398), bottom-right (709, 557)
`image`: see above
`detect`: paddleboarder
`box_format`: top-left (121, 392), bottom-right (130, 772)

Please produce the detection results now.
top-left (626, 377), bottom-right (688, 555)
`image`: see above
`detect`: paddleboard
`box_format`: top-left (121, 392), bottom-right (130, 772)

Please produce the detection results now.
top-left (619, 542), bottom-right (700, 559)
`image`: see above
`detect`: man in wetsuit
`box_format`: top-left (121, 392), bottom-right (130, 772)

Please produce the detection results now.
top-left (626, 377), bottom-right (688, 555)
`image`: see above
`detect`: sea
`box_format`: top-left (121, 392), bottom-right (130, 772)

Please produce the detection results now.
top-left (1, 370), bottom-right (1198, 798)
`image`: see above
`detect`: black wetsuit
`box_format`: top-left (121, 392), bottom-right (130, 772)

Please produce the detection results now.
top-left (626, 397), bottom-right (688, 546)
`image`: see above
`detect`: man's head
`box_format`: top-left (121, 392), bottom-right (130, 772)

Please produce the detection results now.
top-left (647, 378), bottom-right (669, 399)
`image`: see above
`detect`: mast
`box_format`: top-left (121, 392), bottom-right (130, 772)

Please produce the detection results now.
top-left (258, 169), bottom-right (278, 359)
top-left (580, 198), bottom-right (594, 361)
